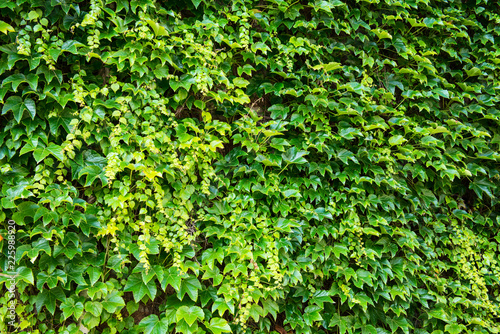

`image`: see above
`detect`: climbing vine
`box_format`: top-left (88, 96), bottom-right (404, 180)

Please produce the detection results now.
top-left (1, 0), bottom-right (499, 333)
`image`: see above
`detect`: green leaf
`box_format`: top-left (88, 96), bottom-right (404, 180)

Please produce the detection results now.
top-left (15, 266), bottom-right (34, 285)
top-left (37, 269), bottom-right (67, 289)
top-left (386, 316), bottom-right (410, 333)
top-left (206, 317), bottom-right (231, 334)
top-left (389, 135), bottom-right (406, 146)
top-left (248, 304), bottom-right (264, 322)
top-left (333, 244), bottom-right (348, 257)
top-left (162, 267), bottom-right (183, 291)
top-left (191, 0), bottom-right (202, 8)
top-left (48, 111), bottom-right (74, 134)
top-left (35, 287), bottom-right (66, 315)
top-left (262, 299), bottom-right (279, 320)
top-left (372, 29), bottom-right (392, 39)
top-left (202, 266), bottom-right (223, 286)
top-left (428, 307), bottom-right (451, 322)
top-left (177, 275), bottom-right (202, 302)
top-left (102, 290), bottom-right (125, 313)
top-left (141, 265), bottom-right (164, 284)
top-left (465, 67), bottom-right (481, 77)
top-left (79, 166), bottom-right (106, 187)
top-left (124, 273), bottom-right (157, 302)
top-left (176, 306), bottom-right (204, 326)
top-left (146, 20), bottom-right (169, 36)
top-left (26, 74), bottom-right (38, 90)
top-left (61, 298), bottom-right (84, 320)
top-left (61, 40), bottom-right (84, 54)
top-left (337, 149), bottom-right (358, 164)
top-left (24, 98), bottom-right (36, 119)
top-left (139, 315), bottom-right (171, 334)
top-left (45, 143), bottom-right (64, 161)
top-left (0, 20), bottom-right (15, 34)
top-left (33, 143), bottom-right (64, 163)
top-left (233, 77), bottom-right (249, 88)
top-left (153, 66), bottom-right (169, 79)
top-left (419, 188), bottom-right (438, 207)
top-left (2, 96), bottom-right (23, 123)
top-left (311, 290), bottom-right (333, 306)
top-left (362, 325), bottom-right (377, 334)
top-left (313, 62), bottom-right (343, 72)
top-left (433, 88), bottom-right (449, 99)
top-left (3, 74), bottom-right (26, 91)
top-left (339, 127), bottom-right (361, 139)
top-left (470, 178), bottom-right (495, 199)
top-left (84, 301), bottom-right (103, 317)
top-left (179, 185), bottom-right (195, 201)
top-left (282, 147), bottom-right (309, 165)
top-left (445, 324), bottom-right (466, 334)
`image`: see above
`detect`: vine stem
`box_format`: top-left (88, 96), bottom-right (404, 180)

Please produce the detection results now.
top-left (277, 163), bottom-right (290, 176)
top-left (102, 235), bottom-right (110, 283)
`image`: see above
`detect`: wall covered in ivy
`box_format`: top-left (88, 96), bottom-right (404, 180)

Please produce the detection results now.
top-left (0, 0), bottom-right (499, 333)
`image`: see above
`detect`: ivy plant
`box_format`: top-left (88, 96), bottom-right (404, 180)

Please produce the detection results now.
top-left (0, 0), bottom-right (499, 333)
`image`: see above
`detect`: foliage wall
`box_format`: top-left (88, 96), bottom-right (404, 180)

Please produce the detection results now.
top-left (1, 0), bottom-right (500, 333)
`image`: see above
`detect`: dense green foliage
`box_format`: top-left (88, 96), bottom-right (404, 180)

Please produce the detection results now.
top-left (1, 0), bottom-right (500, 333)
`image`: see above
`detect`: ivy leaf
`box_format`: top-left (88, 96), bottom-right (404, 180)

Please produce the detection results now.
top-left (362, 325), bottom-right (377, 334)
top-left (419, 188), bottom-right (438, 207)
top-left (79, 166), bottom-right (107, 187)
top-left (324, 62), bottom-right (343, 72)
top-left (161, 267), bottom-right (183, 291)
top-left (470, 178), bottom-right (495, 199)
top-left (206, 317), bottom-right (231, 334)
top-left (102, 290), bottom-right (125, 313)
top-left (61, 298), bottom-right (84, 320)
top-left (177, 275), bottom-right (202, 302)
top-left (233, 77), bottom-right (249, 88)
top-left (85, 301), bottom-right (103, 317)
top-left (61, 40), bottom-right (84, 54)
top-left (179, 185), bottom-right (195, 201)
top-left (466, 67), bottom-right (481, 77)
top-left (24, 98), bottom-right (36, 119)
top-left (3, 74), bottom-right (26, 91)
top-left (37, 269), bottom-right (67, 289)
top-left (445, 324), bottom-right (466, 334)
top-left (33, 143), bottom-right (64, 163)
top-left (86, 266), bottom-right (101, 286)
top-left (35, 287), bottom-right (66, 315)
top-left (389, 135), bottom-right (406, 146)
top-left (45, 143), bottom-right (64, 161)
top-left (138, 315), bottom-right (171, 334)
top-left (124, 273), bottom-right (157, 302)
top-left (2, 96), bottom-right (24, 123)
top-left (16, 266), bottom-right (34, 285)
top-left (386, 316), bottom-right (411, 333)
top-left (146, 20), bottom-right (169, 36)
top-left (176, 306), bottom-right (204, 326)
top-left (282, 147), bottom-right (309, 165)
top-left (202, 266), bottom-right (223, 286)
top-left (372, 28), bottom-right (392, 39)
top-left (385, 75), bottom-right (404, 94)
top-left (428, 307), bottom-right (451, 322)
top-left (153, 66), bottom-right (169, 79)
top-left (337, 149), bottom-right (358, 164)
top-left (0, 20), bottom-right (15, 34)
top-left (262, 299), bottom-right (279, 320)
top-left (433, 88), bottom-right (450, 98)
top-left (339, 127), bottom-right (361, 140)
top-left (310, 290), bottom-right (333, 306)
top-left (48, 111), bottom-right (74, 134)
top-left (65, 264), bottom-right (87, 286)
